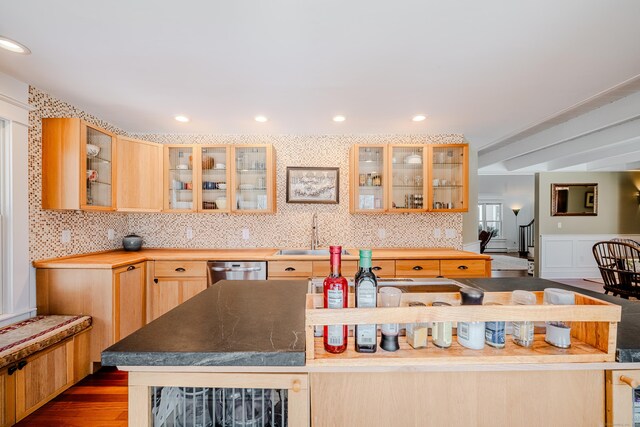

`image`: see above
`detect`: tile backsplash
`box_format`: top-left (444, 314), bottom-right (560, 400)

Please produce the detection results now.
top-left (29, 88), bottom-right (465, 261)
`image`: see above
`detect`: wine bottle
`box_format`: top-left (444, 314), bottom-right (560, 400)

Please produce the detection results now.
top-left (323, 246), bottom-right (348, 354)
top-left (355, 249), bottom-right (377, 353)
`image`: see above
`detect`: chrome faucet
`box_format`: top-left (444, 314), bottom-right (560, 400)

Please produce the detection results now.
top-left (311, 213), bottom-right (319, 250)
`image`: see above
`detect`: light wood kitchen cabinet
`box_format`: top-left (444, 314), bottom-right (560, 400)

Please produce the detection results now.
top-left (231, 145), bottom-right (276, 213)
top-left (163, 145), bottom-right (198, 212)
top-left (370, 259), bottom-right (396, 277)
top-left (440, 259), bottom-right (487, 278)
top-left (42, 118), bottom-right (117, 211)
top-left (312, 260), bottom-right (359, 278)
top-left (148, 261), bottom-right (207, 321)
top-left (427, 143), bottom-right (468, 212)
top-left (198, 145), bottom-right (231, 212)
top-left (268, 260), bottom-right (314, 279)
top-left (116, 136), bottom-right (163, 212)
top-left (349, 145), bottom-right (387, 213)
top-left (395, 259), bottom-right (440, 277)
top-left (36, 262), bottom-right (146, 368)
top-left (0, 366), bottom-right (15, 427)
top-left (606, 369), bottom-right (640, 426)
top-left (349, 143), bottom-right (469, 213)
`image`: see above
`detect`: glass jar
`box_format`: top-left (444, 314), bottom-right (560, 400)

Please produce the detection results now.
top-left (544, 288), bottom-right (575, 348)
top-left (512, 290), bottom-right (537, 347)
top-left (432, 301), bottom-right (452, 348)
top-left (485, 303), bottom-right (505, 349)
top-left (457, 288), bottom-right (485, 350)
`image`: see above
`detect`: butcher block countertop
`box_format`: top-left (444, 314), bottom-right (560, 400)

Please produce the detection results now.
top-left (33, 247), bottom-right (491, 269)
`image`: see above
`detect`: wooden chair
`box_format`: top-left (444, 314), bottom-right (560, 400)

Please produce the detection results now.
top-left (592, 241), bottom-right (640, 299)
top-left (479, 230), bottom-right (493, 254)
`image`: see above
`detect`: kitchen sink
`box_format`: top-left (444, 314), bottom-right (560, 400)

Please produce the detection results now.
top-left (276, 249), bottom-right (351, 256)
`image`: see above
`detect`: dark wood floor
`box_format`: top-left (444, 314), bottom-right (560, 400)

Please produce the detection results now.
top-left (16, 367), bottom-right (128, 427)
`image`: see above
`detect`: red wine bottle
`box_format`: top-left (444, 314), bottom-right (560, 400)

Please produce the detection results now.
top-left (323, 245), bottom-right (348, 354)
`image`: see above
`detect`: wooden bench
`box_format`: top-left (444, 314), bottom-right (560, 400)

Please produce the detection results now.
top-left (0, 315), bottom-right (92, 426)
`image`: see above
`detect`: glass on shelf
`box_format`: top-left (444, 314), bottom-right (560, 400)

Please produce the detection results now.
top-left (390, 146), bottom-right (424, 210)
top-left (85, 127), bottom-right (113, 207)
top-left (167, 147), bottom-right (194, 210)
top-left (235, 147), bottom-right (268, 210)
top-left (200, 146), bottom-right (228, 211)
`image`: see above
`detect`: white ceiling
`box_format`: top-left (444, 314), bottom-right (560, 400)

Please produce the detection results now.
top-left (1, 0), bottom-right (640, 171)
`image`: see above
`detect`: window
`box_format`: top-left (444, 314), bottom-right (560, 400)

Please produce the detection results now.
top-left (478, 202), bottom-right (503, 238)
top-left (0, 118), bottom-right (5, 314)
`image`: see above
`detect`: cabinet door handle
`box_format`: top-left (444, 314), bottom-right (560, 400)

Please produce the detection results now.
top-left (8, 365), bottom-right (17, 375)
top-left (285, 267), bottom-right (296, 272)
top-left (154, 278), bottom-right (158, 284)
top-left (457, 265), bottom-right (469, 270)
top-left (175, 267), bottom-right (186, 272)
top-left (17, 360), bottom-right (27, 370)
top-left (620, 375), bottom-right (639, 389)
top-left (372, 266), bottom-right (382, 271)
top-left (127, 265), bottom-right (136, 271)
top-left (412, 266), bottom-right (423, 271)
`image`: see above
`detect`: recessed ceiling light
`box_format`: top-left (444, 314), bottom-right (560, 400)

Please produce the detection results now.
top-left (333, 115), bottom-right (346, 122)
top-left (174, 115), bottom-right (190, 123)
top-left (255, 115), bottom-right (268, 123)
top-left (0, 36), bottom-right (31, 55)
top-left (412, 115), bottom-right (427, 122)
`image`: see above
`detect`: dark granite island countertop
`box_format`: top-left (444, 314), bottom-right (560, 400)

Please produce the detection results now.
top-left (102, 280), bottom-right (308, 367)
top-left (460, 277), bottom-right (640, 363)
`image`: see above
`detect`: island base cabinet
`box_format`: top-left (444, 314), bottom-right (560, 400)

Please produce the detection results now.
top-left (310, 371), bottom-right (604, 427)
top-left (127, 371), bottom-right (309, 427)
top-left (606, 369), bottom-right (640, 427)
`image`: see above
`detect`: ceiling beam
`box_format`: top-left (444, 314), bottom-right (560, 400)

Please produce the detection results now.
top-left (478, 90), bottom-right (640, 168)
top-left (587, 151), bottom-right (640, 171)
top-left (502, 117), bottom-right (640, 171)
top-left (545, 136), bottom-right (640, 171)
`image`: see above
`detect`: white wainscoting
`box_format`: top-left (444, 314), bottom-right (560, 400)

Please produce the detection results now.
top-left (539, 234), bottom-right (640, 279)
top-left (463, 240), bottom-right (481, 254)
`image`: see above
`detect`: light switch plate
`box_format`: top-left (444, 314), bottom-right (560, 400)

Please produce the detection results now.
top-left (377, 228), bottom-right (386, 239)
top-left (242, 228), bottom-right (250, 240)
top-left (107, 229), bottom-right (115, 240)
top-left (445, 228), bottom-right (457, 238)
top-left (433, 228), bottom-right (442, 238)
top-left (186, 227), bottom-right (193, 240)
top-left (61, 230), bottom-right (71, 244)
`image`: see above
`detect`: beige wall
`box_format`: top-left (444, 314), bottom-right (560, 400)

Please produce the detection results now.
top-left (535, 171), bottom-right (640, 235)
top-left (29, 88), bottom-right (467, 261)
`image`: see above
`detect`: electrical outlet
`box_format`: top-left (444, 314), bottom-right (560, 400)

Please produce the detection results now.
top-left (61, 230), bottom-right (71, 244)
top-left (242, 228), bottom-right (250, 240)
top-left (107, 229), bottom-right (115, 240)
top-left (433, 228), bottom-right (442, 238)
top-left (557, 222), bottom-right (562, 229)
top-left (186, 227), bottom-right (193, 240)
top-left (445, 228), bottom-right (456, 238)
top-left (377, 228), bottom-right (386, 239)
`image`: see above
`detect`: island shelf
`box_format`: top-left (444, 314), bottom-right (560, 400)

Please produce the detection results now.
top-left (305, 291), bottom-right (621, 367)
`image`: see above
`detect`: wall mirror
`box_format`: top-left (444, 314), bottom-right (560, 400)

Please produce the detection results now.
top-left (551, 183), bottom-right (598, 216)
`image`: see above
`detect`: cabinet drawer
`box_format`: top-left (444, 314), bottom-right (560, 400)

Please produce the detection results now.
top-left (154, 261), bottom-right (207, 277)
top-left (395, 260), bottom-right (440, 277)
top-left (371, 260), bottom-right (395, 277)
top-left (440, 259), bottom-right (486, 277)
top-left (312, 261), bottom-right (359, 278)
top-left (269, 261), bottom-right (313, 277)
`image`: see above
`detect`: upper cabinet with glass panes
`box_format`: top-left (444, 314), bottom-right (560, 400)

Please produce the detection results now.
top-left (230, 145), bottom-right (276, 213)
top-left (42, 118), bottom-right (117, 211)
top-left (349, 143), bottom-right (468, 213)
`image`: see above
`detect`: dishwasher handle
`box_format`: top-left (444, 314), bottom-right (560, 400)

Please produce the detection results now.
top-left (211, 266), bottom-right (263, 272)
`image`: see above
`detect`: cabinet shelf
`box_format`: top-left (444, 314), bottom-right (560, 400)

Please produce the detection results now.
top-left (86, 156), bottom-right (112, 164)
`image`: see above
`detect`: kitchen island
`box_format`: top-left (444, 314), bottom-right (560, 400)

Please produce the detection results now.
top-left (102, 277), bottom-right (640, 426)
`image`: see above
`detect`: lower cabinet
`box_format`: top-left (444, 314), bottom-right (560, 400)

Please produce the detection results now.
top-left (148, 278), bottom-right (207, 321)
top-left (310, 370), bottom-right (604, 426)
top-left (148, 261), bottom-right (208, 322)
top-left (606, 369), bottom-right (640, 426)
top-left (36, 262), bottom-right (146, 369)
top-left (128, 371), bottom-right (309, 427)
top-left (1, 331), bottom-right (90, 425)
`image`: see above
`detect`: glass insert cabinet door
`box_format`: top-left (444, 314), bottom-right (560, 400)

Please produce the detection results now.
top-left (351, 145), bottom-right (386, 212)
top-left (388, 145), bottom-right (426, 212)
top-left (429, 144), bottom-right (468, 211)
top-left (81, 123), bottom-right (116, 209)
top-left (231, 145), bottom-right (274, 212)
top-left (164, 145), bottom-right (196, 211)
top-left (199, 146), bottom-right (230, 212)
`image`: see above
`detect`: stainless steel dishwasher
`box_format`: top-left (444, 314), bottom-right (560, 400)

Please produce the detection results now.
top-left (207, 261), bottom-right (267, 285)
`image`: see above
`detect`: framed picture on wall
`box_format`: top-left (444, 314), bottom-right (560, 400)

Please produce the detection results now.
top-left (286, 167), bottom-right (339, 204)
top-left (585, 191), bottom-right (595, 208)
